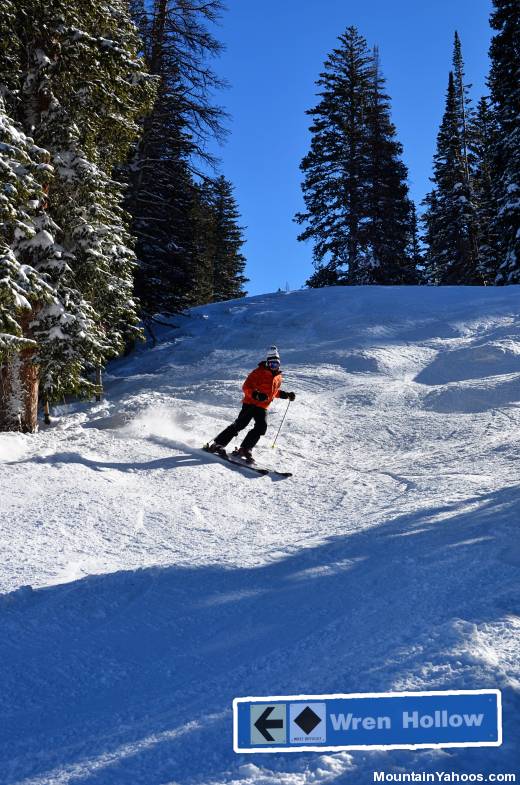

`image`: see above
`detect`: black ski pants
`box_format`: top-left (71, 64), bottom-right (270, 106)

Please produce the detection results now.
top-left (215, 404), bottom-right (268, 450)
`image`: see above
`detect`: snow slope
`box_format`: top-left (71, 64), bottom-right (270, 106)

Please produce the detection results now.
top-left (1, 286), bottom-right (519, 785)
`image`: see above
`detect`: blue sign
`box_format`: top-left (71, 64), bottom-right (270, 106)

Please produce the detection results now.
top-left (233, 690), bottom-right (501, 753)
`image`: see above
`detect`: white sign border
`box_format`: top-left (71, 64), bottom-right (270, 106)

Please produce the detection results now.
top-left (233, 689), bottom-right (502, 754)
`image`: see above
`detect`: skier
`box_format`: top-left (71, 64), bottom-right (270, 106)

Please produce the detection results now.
top-left (206, 346), bottom-right (296, 463)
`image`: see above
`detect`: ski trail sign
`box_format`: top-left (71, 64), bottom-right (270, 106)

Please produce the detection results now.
top-left (233, 690), bottom-right (501, 753)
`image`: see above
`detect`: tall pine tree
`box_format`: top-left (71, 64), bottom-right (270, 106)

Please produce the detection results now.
top-left (295, 27), bottom-right (415, 286)
top-left (20, 0), bottom-right (155, 384)
top-left (452, 32), bottom-right (473, 188)
top-left (127, 0), bottom-right (227, 322)
top-left (361, 46), bottom-right (417, 283)
top-left (422, 72), bottom-right (480, 284)
top-left (0, 1), bottom-right (99, 429)
top-left (468, 96), bottom-right (502, 283)
top-left (452, 31), bottom-right (481, 275)
top-left (0, 97), bottom-right (56, 430)
top-left (406, 202), bottom-right (424, 275)
top-left (488, 0), bottom-right (520, 283)
top-left (209, 176), bottom-right (248, 302)
top-left (131, 112), bottom-right (198, 321)
top-left (0, 0), bottom-right (155, 430)
top-left (296, 27), bottom-right (372, 285)
top-left (421, 189), bottom-right (442, 284)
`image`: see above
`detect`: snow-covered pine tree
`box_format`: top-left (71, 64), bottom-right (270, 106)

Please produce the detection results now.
top-left (488, 0), bottom-right (520, 284)
top-left (127, 0), bottom-right (227, 322)
top-left (0, 3), bottom-right (97, 430)
top-left (361, 46), bottom-right (417, 284)
top-left (0, 97), bottom-right (61, 431)
top-left (11, 0), bottom-right (156, 397)
top-left (422, 72), bottom-right (480, 284)
top-left (296, 28), bottom-right (415, 286)
top-left (209, 176), bottom-right (248, 302)
top-left (0, 0), bottom-right (155, 427)
top-left (468, 96), bottom-right (502, 283)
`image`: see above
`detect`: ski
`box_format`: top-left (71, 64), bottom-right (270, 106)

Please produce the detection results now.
top-left (202, 445), bottom-right (292, 477)
top-left (230, 454), bottom-right (293, 478)
top-left (202, 444), bottom-right (269, 475)
top-left (257, 467), bottom-right (293, 478)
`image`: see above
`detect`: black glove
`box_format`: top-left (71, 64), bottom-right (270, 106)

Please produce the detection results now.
top-left (252, 390), bottom-right (268, 402)
top-left (279, 390), bottom-right (296, 401)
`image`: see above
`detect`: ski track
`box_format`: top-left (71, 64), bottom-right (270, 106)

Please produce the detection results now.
top-left (0, 286), bottom-right (519, 784)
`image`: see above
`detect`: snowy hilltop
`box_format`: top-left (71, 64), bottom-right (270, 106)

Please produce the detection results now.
top-left (1, 285), bottom-right (519, 784)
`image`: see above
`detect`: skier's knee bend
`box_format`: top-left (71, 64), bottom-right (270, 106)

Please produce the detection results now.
top-left (259, 421), bottom-right (267, 436)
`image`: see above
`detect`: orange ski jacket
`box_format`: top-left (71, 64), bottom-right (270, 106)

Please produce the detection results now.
top-left (242, 362), bottom-right (283, 409)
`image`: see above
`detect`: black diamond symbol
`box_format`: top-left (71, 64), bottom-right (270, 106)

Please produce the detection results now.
top-left (294, 706), bottom-right (321, 735)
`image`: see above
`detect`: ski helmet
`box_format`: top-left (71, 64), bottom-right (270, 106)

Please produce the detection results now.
top-left (266, 345), bottom-right (280, 366)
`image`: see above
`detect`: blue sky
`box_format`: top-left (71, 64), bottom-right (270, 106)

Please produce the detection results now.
top-left (208, 0), bottom-right (494, 296)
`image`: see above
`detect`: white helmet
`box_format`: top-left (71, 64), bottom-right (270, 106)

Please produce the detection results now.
top-left (266, 345), bottom-right (280, 364)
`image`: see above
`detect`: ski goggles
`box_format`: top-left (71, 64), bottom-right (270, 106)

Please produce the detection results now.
top-left (267, 359), bottom-right (280, 369)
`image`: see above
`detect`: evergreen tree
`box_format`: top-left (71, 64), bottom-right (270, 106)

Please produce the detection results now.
top-left (488, 0), bottom-right (520, 283)
top-left (295, 27), bottom-right (415, 285)
top-left (0, 97), bottom-right (89, 430)
top-left (468, 96), bottom-right (502, 283)
top-left (210, 176), bottom-right (248, 302)
top-left (296, 26), bottom-right (373, 285)
top-left (127, 0), bottom-right (227, 322)
top-left (361, 46), bottom-right (417, 284)
top-left (451, 31), bottom-right (481, 279)
top-left (421, 189), bottom-right (442, 284)
top-left (188, 183), bottom-right (216, 306)
top-left (173, 176), bottom-right (248, 308)
top-left (452, 32), bottom-right (473, 185)
top-left (0, 100), bottom-right (54, 360)
top-left (422, 72), bottom-right (480, 284)
top-left (131, 103), bottom-right (198, 321)
top-left (18, 0), bottom-right (155, 376)
top-left (0, 1), bottom-right (20, 116)
top-left (406, 202), bottom-right (424, 276)
top-left (0, 0), bottom-right (155, 430)
top-left (0, 26), bottom-right (101, 429)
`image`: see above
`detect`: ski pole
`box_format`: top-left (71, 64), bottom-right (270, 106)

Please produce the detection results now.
top-left (271, 400), bottom-right (291, 448)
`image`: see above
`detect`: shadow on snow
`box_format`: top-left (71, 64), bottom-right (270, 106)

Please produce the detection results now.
top-left (0, 485), bottom-right (519, 784)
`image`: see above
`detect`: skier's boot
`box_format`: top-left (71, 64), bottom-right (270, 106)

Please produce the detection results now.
top-left (206, 441), bottom-right (227, 457)
top-left (234, 447), bottom-right (255, 464)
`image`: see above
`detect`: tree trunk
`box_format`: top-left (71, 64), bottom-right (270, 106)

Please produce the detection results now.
top-left (0, 349), bottom-right (39, 433)
top-left (95, 366), bottom-right (102, 402)
top-left (19, 343), bottom-right (39, 432)
top-left (0, 358), bottom-right (20, 432)
top-left (0, 312), bottom-right (40, 433)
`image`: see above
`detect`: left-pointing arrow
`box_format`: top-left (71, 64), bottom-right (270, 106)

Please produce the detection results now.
top-left (254, 706), bottom-right (284, 741)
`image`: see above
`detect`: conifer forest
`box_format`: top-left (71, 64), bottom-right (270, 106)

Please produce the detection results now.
top-left (0, 0), bottom-right (518, 433)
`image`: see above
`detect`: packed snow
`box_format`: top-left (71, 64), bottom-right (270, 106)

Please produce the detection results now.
top-left (1, 285), bottom-right (519, 784)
